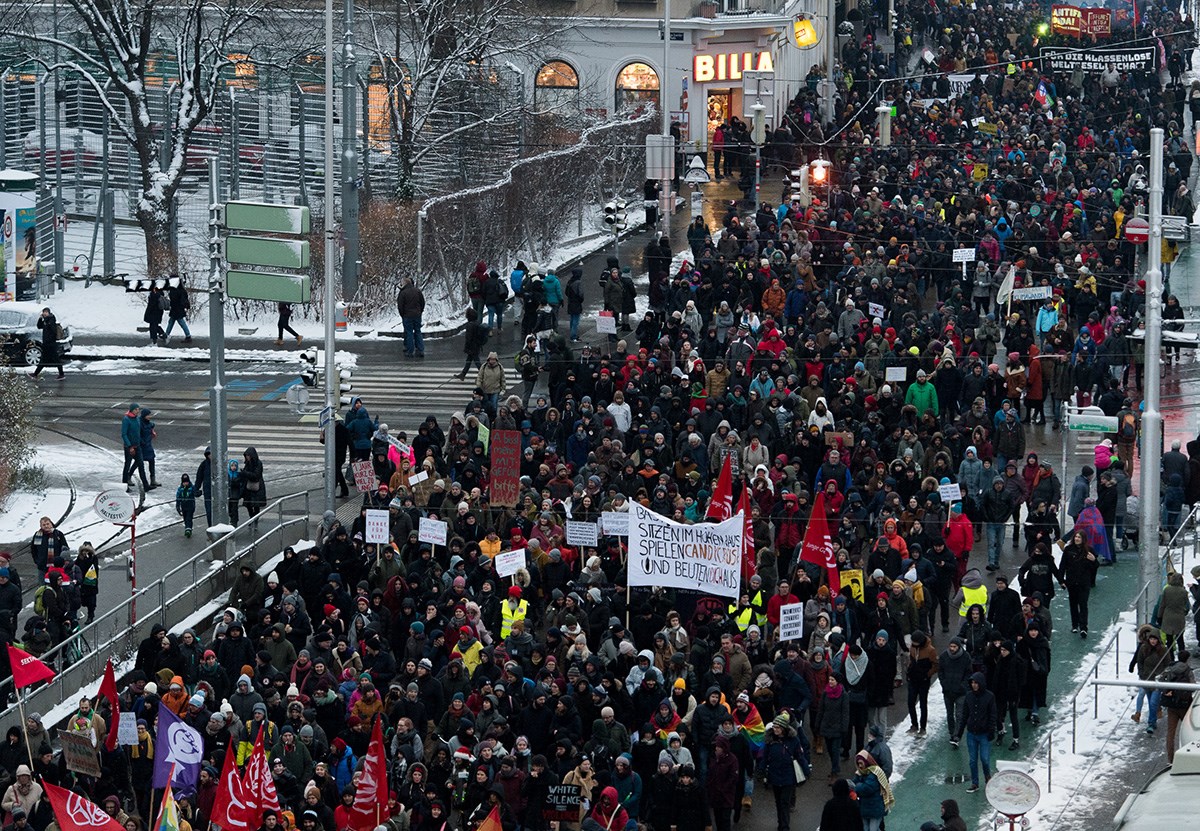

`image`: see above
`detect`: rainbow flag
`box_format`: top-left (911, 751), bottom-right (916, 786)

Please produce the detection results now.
top-left (155, 774), bottom-right (181, 831)
top-left (735, 703), bottom-right (766, 752)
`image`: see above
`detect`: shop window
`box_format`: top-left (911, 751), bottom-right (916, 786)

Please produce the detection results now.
top-left (615, 62), bottom-right (658, 112)
top-left (535, 60), bottom-right (580, 112)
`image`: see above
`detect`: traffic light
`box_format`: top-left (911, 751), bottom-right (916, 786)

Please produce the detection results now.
top-left (890, 8), bottom-right (898, 31)
top-left (300, 346), bottom-right (319, 387)
top-left (603, 200), bottom-right (628, 230)
top-left (338, 367), bottom-right (354, 406)
top-left (810, 158), bottom-right (830, 186)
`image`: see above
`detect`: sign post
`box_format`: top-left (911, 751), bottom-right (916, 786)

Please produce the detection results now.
top-left (94, 488), bottom-right (137, 624)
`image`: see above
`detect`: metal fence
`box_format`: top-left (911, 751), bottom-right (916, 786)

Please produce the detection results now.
top-left (0, 490), bottom-right (312, 734)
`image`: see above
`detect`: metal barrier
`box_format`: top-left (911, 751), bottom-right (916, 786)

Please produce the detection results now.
top-left (0, 491), bottom-right (312, 733)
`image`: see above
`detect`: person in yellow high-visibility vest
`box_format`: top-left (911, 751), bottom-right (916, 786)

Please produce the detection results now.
top-left (501, 585), bottom-right (529, 638)
top-left (954, 567), bottom-right (989, 616)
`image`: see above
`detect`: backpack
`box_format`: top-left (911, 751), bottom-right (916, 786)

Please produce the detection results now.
top-left (34, 585), bottom-right (47, 616)
top-left (1120, 412), bottom-right (1137, 439)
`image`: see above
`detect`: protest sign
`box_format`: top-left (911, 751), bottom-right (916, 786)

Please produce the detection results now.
top-left (778, 602), bottom-right (805, 641)
top-left (627, 501), bottom-right (743, 599)
top-left (885, 366), bottom-right (908, 383)
top-left (59, 730), bottom-right (102, 778)
top-left (1040, 46), bottom-right (1154, 73)
top-left (566, 521), bottom-right (599, 548)
top-left (597, 312), bottom-right (617, 335)
top-left (364, 510), bottom-right (390, 544)
top-left (938, 482), bottom-right (963, 503)
top-left (601, 512), bottom-right (629, 537)
top-left (1012, 285), bottom-right (1053, 301)
top-left (352, 461), bottom-right (375, 493)
top-left (494, 548), bottom-right (526, 579)
top-left (489, 430), bottom-right (522, 507)
top-left (542, 785), bottom-right (582, 822)
top-left (418, 517), bottom-right (447, 546)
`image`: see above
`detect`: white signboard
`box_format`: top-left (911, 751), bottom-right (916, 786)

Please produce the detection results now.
top-left (418, 517), bottom-right (448, 546)
top-left (952, 247), bottom-right (977, 263)
top-left (885, 366), bottom-right (908, 383)
top-left (1011, 285), bottom-right (1053, 301)
top-left (566, 520), bottom-right (600, 548)
top-left (868, 302), bottom-right (885, 319)
top-left (364, 509), bottom-right (390, 544)
top-left (601, 511), bottom-right (630, 537)
top-left (778, 602), bottom-right (805, 641)
top-left (409, 470), bottom-right (429, 485)
top-left (94, 489), bottom-right (136, 524)
top-left (597, 312), bottom-right (617, 335)
top-left (627, 501), bottom-right (743, 599)
top-left (117, 712), bottom-right (139, 746)
top-left (938, 482), bottom-right (962, 503)
top-left (495, 548), bottom-right (527, 579)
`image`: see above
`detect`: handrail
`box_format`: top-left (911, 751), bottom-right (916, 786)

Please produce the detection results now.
top-left (0, 490), bottom-right (311, 721)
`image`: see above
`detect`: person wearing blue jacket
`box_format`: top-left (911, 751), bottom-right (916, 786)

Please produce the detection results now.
top-left (851, 749), bottom-right (890, 829)
top-left (760, 711), bottom-right (808, 831)
top-left (345, 397), bottom-right (376, 463)
top-left (121, 402), bottom-right (151, 490)
top-left (139, 407), bottom-right (159, 489)
top-left (542, 268), bottom-right (563, 329)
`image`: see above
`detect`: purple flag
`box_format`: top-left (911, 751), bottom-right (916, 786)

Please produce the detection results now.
top-left (152, 706), bottom-right (203, 795)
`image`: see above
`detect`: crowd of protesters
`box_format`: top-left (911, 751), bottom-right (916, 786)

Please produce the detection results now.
top-left (3, 4), bottom-right (1200, 831)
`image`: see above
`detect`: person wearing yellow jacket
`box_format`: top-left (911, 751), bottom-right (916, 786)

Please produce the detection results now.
top-left (500, 585), bottom-right (528, 639)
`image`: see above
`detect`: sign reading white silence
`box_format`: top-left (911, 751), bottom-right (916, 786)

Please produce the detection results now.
top-left (627, 501), bottom-right (743, 599)
top-left (778, 602), bottom-right (805, 641)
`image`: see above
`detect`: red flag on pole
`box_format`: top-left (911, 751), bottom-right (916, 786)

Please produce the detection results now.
top-left (241, 729), bottom-right (280, 824)
top-left (706, 455), bottom-right (734, 521)
top-left (7, 645), bottom-right (54, 689)
top-left (98, 658), bottom-right (120, 752)
top-left (476, 806), bottom-right (503, 831)
top-left (737, 486), bottom-right (756, 582)
top-left (347, 718), bottom-right (390, 831)
top-left (42, 780), bottom-right (127, 831)
top-left (209, 740), bottom-right (249, 831)
top-left (799, 491), bottom-right (840, 594)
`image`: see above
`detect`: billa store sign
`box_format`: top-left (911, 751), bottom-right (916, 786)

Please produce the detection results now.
top-left (1050, 5), bottom-right (1113, 37)
top-left (694, 50), bottom-right (774, 82)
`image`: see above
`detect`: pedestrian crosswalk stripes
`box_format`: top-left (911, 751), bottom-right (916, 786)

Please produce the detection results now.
top-left (206, 362), bottom-right (521, 473)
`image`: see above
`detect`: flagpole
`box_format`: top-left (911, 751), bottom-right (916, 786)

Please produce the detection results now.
top-left (16, 689), bottom-right (35, 770)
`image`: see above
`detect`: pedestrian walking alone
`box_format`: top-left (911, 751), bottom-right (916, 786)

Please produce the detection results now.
top-left (139, 408), bottom-right (159, 490)
top-left (456, 308), bottom-right (488, 380)
top-left (276, 302), bottom-right (302, 345)
top-left (163, 280), bottom-right (192, 343)
top-left (396, 276), bottom-right (426, 358)
top-left (29, 307), bottom-right (64, 380)
top-left (175, 474), bottom-right (197, 538)
top-left (121, 403), bottom-right (150, 491)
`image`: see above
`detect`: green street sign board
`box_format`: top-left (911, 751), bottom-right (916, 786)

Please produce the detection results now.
top-left (226, 236), bottom-right (310, 269)
top-left (225, 201), bottom-right (311, 235)
top-left (227, 270), bottom-right (311, 303)
top-left (1068, 417), bottom-right (1117, 433)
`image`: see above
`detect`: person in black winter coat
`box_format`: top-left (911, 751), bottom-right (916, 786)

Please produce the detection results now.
top-left (987, 575), bottom-right (1023, 639)
top-left (961, 673), bottom-right (997, 791)
top-left (144, 286), bottom-right (166, 344)
top-left (818, 778), bottom-right (862, 831)
top-left (1057, 531), bottom-right (1099, 635)
top-left (457, 309), bottom-right (489, 380)
top-left (986, 639), bottom-right (1027, 749)
top-left (565, 268), bottom-right (585, 343)
top-left (1017, 621), bottom-right (1051, 723)
top-left (30, 307), bottom-right (64, 379)
top-left (1017, 543), bottom-right (1062, 603)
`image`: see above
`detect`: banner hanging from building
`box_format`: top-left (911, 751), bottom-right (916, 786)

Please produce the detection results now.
top-left (1040, 46), bottom-right (1154, 73)
top-left (627, 501), bottom-right (743, 599)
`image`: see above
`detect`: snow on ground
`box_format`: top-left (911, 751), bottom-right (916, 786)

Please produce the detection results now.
top-left (69, 341), bottom-right (358, 367)
top-left (0, 487), bottom-right (73, 542)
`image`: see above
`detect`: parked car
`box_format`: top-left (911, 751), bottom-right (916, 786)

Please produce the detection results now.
top-left (0, 301), bottom-right (73, 366)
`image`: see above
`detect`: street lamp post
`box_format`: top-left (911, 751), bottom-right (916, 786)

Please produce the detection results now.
top-left (322, 0), bottom-right (338, 514)
top-left (1138, 126), bottom-right (1165, 617)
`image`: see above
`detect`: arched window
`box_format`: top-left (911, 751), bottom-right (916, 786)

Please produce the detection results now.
top-left (615, 62), bottom-right (658, 112)
top-left (535, 60), bottom-right (579, 111)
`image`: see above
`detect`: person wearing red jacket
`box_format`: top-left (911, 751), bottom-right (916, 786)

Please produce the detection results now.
top-left (944, 503), bottom-right (976, 590)
top-left (766, 580), bottom-right (800, 642)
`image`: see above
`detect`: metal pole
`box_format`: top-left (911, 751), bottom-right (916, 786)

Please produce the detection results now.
top-left (208, 158), bottom-right (229, 528)
top-left (1061, 405), bottom-right (1070, 531)
top-left (416, 208), bottom-right (426, 276)
top-left (53, 0), bottom-right (63, 278)
top-left (323, 0), bottom-right (337, 515)
top-left (297, 87), bottom-right (309, 207)
top-left (342, 0), bottom-right (360, 300)
top-left (1139, 126), bottom-right (1165, 622)
top-left (824, 0), bottom-right (837, 125)
top-left (230, 90), bottom-right (240, 201)
top-left (659, 0), bottom-right (672, 233)
top-left (0, 72), bottom-right (6, 169)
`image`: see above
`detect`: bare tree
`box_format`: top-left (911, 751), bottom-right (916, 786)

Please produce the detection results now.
top-left (365, 0), bottom-right (571, 201)
top-left (0, 0), bottom-right (267, 274)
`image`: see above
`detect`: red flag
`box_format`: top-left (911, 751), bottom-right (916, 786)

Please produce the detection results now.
top-left (98, 658), bottom-right (120, 752)
top-left (476, 806), bottom-right (503, 831)
top-left (737, 487), bottom-right (756, 582)
top-left (210, 740), bottom-right (249, 831)
top-left (347, 718), bottom-right (390, 831)
top-left (706, 455), bottom-right (733, 521)
top-left (42, 780), bottom-right (127, 831)
top-left (7, 644), bottom-right (54, 689)
top-left (241, 729), bottom-right (280, 824)
top-left (799, 491), bottom-right (840, 594)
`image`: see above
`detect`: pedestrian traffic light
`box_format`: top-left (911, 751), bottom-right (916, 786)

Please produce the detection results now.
top-left (810, 158), bottom-right (830, 185)
top-left (890, 8), bottom-right (899, 30)
top-left (604, 200), bottom-right (628, 230)
top-left (300, 347), bottom-right (319, 387)
top-left (338, 367), bottom-right (354, 406)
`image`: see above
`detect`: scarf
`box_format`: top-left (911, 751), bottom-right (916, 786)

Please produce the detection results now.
top-left (843, 649), bottom-right (869, 686)
top-left (869, 765), bottom-right (895, 812)
top-left (734, 704), bottom-right (765, 752)
top-left (825, 682), bottom-right (844, 700)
